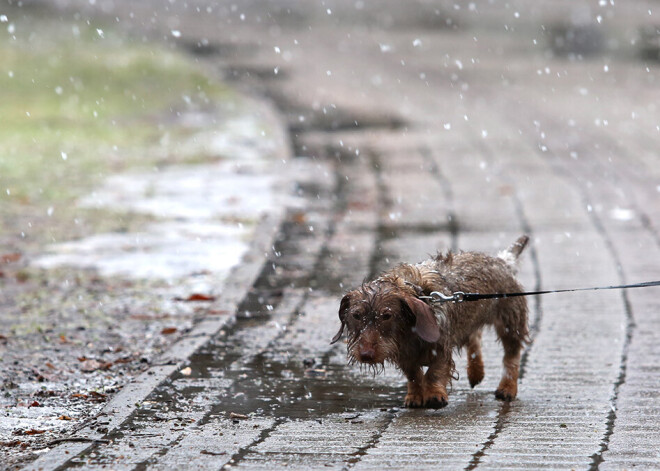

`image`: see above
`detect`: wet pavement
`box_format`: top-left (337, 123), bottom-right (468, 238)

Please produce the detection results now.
top-left (18, 0), bottom-right (660, 470)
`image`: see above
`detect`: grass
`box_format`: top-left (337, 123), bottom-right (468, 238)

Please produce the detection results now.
top-left (0, 15), bottom-right (236, 243)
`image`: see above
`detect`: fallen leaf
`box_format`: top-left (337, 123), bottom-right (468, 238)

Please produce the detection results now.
top-left (89, 391), bottom-right (107, 399)
top-left (80, 359), bottom-right (112, 372)
top-left (32, 370), bottom-right (45, 382)
top-left (0, 440), bottom-right (22, 447)
top-left (291, 211), bottom-right (307, 224)
top-left (45, 362), bottom-right (56, 369)
top-left (229, 412), bottom-right (248, 420)
top-left (347, 201), bottom-right (372, 210)
top-left (113, 357), bottom-right (133, 365)
top-left (161, 327), bottom-right (177, 335)
top-left (71, 393), bottom-right (87, 399)
top-left (205, 309), bottom-right (229, 316)
top-left (183, 293), bottom-right (215, 302)
top-left (58, 415), bottom-right (73, 421)
top-left (1, 253), bottom-right (21, 264)
top-left (35, 390), bottom-right (57, 397)
top-left (77, 356), bottom-right (87, 362)
top-left (59, 334), bottom-right (68, 343)
top-left (80, 359), bottom-right (102, 372)
top-left (24, 430), bottom-right (46, 435)
top-left (28, 401), bottom-right (40, 408)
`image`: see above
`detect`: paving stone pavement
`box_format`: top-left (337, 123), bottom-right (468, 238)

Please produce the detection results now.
top-left (22, 1), bottom-right (660, 469)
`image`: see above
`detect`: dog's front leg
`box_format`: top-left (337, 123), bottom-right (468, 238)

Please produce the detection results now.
top-left (423, 353), bottom-right (452, 409)
top-left (402, 366), bottom-right (425, 408)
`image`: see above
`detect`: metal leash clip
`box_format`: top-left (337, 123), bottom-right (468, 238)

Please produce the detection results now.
top-left (423, 291), bottom-right (466, 304)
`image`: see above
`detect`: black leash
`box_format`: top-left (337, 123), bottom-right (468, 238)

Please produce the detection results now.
top-left (420, 280), bottom-right (660, 304)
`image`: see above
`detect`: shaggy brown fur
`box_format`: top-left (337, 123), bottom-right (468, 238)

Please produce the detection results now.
top-left (331, 235), bottom-right (530, 409)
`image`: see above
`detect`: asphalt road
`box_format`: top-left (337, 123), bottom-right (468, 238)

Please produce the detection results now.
top-left (25, 1), bottom-right (660, 469)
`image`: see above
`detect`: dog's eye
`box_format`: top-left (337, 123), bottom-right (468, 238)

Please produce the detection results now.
top-left (381, 313), bottom-right (392, 320)
top-left (353, 313), bottom-right (360, 320)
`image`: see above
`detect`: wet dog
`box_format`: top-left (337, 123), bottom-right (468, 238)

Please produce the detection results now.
top-left (331, 236), bottom-right (529, 408)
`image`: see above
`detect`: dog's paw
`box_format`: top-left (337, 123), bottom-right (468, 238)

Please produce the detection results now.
top-left (468, 365), bottom-right (484, 389)
top-left (495, 379), bottom-right (517, 401)
top-left (494, 389), bottom-right (516, 401)
top-left (424, 395), bottom-right (448, 409)
top-left (404, 393), bottom-right (424, 408)
top-left (468, 357), bottom-right (485, 388)
top-left (422, 385), bottom-right (449, 409)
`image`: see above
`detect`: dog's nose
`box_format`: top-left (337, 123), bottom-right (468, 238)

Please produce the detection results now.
top-left (359, 348), bottom-right (376, 363)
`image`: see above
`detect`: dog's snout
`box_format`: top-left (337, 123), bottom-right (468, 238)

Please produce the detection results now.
top-left (359, 346), bottom-right (376, 363)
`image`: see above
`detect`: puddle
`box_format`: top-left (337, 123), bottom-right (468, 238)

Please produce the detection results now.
top-left (33, 114), bottom-right (283, 281)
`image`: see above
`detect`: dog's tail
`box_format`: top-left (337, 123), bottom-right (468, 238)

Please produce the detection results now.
top-left (498, 235), bottom-right (529, 267)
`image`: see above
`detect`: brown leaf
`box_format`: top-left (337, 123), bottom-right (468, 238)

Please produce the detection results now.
top-left (1, 253), bottom-right (21, 264)
top-left (0, 440), bottom-right (23, 447)
top-left (205, 309), bottom-right (230, 316)
top-left (347, 201), bottom-right (372, 210)
top-left (80, 359), bottom-right (112, 372)
top-left (80, 359), bottom-right (103, 372)
top-left (229, 412), bottom-right (248, 420)
top-left (182, 293), bottom-right (215, 302)
top-left (24, 430), bottom-right (46, 435)
top-left (45, 362), bottom-right (56, 370)
top-left (291, 211), bottom-right (307, 224)
top-left (113, 357), bottom-right (133, 365)
top-left (57, 415), bottom-right (73, 421)
top-left (160, 327), bottom-right (177, 335)
top-left (77, 356), bottom-right (87, 362)
top-left (28, 401), bottom-right (40, 408)
top-left (59, 334), bottom-right (68, 344)
top-left (89, 391), bottom-right (107, 399)
top-left (70, 393), bottom-right (87, 399)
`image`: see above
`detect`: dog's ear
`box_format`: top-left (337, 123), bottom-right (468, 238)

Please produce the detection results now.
top-left (402, 296), bottom-right (440, 343)
top-left (331, 293), bottom-right (351, 344)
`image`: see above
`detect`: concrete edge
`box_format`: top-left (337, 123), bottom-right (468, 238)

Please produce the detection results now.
top-left (22, 208), bottom-right (285, 471)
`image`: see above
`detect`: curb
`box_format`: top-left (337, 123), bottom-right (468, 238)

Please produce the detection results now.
top-left (23, 210), bottom-right (287, 471)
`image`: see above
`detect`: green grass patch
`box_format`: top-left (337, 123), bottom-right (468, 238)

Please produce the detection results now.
top-left (0, 15), bottom-right (236, 242)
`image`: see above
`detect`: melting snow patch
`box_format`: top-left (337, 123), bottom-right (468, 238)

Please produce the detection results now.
top-left (609, 207), bottom-right (635, 221)
top-left (35, 161), bottom-right (274, 280)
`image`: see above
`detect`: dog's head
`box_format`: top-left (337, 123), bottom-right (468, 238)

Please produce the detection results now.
top-left (330, 283), bottom-right (440, 367)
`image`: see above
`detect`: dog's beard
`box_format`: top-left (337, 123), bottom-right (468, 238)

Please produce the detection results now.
top-left (346, 335), bottom-right (398, 376)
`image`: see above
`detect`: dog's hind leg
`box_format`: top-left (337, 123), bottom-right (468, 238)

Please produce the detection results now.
top-left (494, 319), bottom-right (524, 401)
top-left (467, 329), bottom-right (485, 388)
